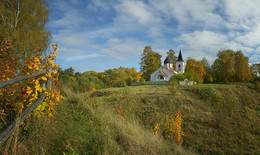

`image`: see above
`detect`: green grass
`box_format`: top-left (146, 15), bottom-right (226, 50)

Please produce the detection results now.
top-left (6, 84), bottom-right (260, 154)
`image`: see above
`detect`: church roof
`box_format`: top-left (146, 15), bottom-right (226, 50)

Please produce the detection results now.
top-left (163, 66), bottom-right (178, 74)
top-left (164, 56), bottom-right (173, 64)
top-left (177, 50), bottom-right (184, 62)
top-left (160, 70), bottom-right (168, 77)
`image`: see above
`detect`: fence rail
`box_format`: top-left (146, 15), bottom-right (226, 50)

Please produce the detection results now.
top-left (0, 70), bottom-right (50, 146)
top-left (0, 70), bottom-right (47, 89)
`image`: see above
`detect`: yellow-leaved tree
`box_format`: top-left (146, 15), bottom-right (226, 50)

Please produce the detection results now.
top-left (185, 59), bottom-right (206, 84)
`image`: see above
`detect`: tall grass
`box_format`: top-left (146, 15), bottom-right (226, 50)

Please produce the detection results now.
top-left (16, 86), bottom-right (193, 154)
top-left (3, 84), bottom-right (259, 154)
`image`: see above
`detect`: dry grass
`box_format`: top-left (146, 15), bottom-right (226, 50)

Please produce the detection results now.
top-left (4, 84), bottom-right (259, 154)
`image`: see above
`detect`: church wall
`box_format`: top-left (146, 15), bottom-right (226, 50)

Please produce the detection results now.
top-left (176, 61), bottom-right (185, 73)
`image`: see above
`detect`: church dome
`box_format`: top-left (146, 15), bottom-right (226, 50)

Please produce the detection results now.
top-left (164, 56), bottom-right (173, 64)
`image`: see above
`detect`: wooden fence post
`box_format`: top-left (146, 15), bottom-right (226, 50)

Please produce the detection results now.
top-left (0, 72), bottom-right (50, 146)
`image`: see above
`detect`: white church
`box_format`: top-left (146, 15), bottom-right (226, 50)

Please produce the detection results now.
top-left (150, 50), bottom-right (185, 81)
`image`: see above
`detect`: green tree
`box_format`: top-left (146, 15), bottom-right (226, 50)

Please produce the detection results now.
top-left (65, 67), bottom-right (75, 76)
top-left (201, 57), bottom-right (211, 73)
top-left (212, 50), bottom-right (235, 83)
top-left (234, 51), bottom-right (251, 82)
top-left (201, 57), bottom-right (213, 83)
top-left (0, 0), bottom-right (51, 68)
top-left (166, 49), bottom-right (177, 69)
top-left (140, 46), bottom-right (162, 81)
top-left (185, 59), bottom-right (206, 84)
top-left (250, 63), bottom-right (260, 81)
top-left (212, 49), bottom-right (251, 83)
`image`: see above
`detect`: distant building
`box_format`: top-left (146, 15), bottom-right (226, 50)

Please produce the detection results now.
top-left (150, 50), bottom-right (185, 81)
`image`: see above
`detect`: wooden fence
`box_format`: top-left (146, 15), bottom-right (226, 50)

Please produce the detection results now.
top-left (0, 70), bottom-right (50, 146)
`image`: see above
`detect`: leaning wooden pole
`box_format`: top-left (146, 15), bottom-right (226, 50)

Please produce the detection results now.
top-left (0, 70), bottom-right (47, 89)
top-left (0, 78), bottom-right (50, 146)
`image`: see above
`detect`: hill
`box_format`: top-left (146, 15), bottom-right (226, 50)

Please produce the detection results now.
top-left (20, 84), bottom-right (260, 154)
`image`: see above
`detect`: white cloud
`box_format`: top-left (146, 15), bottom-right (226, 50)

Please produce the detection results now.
top-left (115, 0), bottom-right (161, 25)
top-left (62, 53), bottom-right (105, 61)
top-left (151, 0), bottom-right (225, 30)
top-left (223, 0), bottom-right (260, 30)
top-left (235, 24), bottom-right (260, 47)
top-left (50, 0), bottom-right (260, 72)
top-left (175, 30), bottom-right (255, 64)
top-left (52, 9), bottom-right (86, 28)
top-left (86, 0), bottom-right (114, 12)
top-left (101, 38), bottom-right (144, 60)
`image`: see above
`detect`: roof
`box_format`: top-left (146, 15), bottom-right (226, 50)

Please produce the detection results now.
top-left (160, 70), bottom-right (168, 77)
top-left (177, 50), bottom-right (184, 62)
top-left (163, 66), bottom-right (178, 74)
top-left (164, 56), bottom-right (173, 64)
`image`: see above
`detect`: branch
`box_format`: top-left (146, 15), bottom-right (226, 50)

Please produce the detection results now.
top-left (14, 0), bottom-right (20, 28)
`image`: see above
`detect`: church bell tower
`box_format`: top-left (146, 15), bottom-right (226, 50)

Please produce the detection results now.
top-left (176, 50), bottom-right (185, 73)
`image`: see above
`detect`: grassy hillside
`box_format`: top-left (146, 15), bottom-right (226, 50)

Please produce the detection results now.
top-left (13, 84), bottom-right (260, 154)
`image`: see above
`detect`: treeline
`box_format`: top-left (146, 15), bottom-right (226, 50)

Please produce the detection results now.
top-left (140, 46), bottom-right (260, 84)
top-left (58, 67), bottom-right (141, 92)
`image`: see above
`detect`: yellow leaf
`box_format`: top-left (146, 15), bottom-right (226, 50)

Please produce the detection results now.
top-left (26, 86), bottom-right (32, 95)
top-left (60, 96), bottom-right (65, 100)
top-left (52, 70), bottom-right (57, 75)
top-left (41, 76), bottom-right (47, 81)
top-left (49, 61), bottom-right (54, 65)
top-left (35, 80), bottom-right (39, 85)
top-left (46, 72), bottom-right (52, 78)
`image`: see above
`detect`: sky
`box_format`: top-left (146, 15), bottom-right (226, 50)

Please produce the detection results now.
top-left (48, 0), bottom-right (260, 73)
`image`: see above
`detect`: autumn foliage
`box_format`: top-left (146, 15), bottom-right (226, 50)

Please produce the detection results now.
top-left (0, 42), bottom-right (63, 127)
top-left (154, 110), bottom-right (185, 145)
top-left (0, 41), bottom-right (18, 116)
top-left (185, 59), bottom-right (206, 84)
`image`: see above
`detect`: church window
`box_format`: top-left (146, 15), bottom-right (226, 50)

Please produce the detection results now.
top-left (178, 64), bottom-right (181, 71)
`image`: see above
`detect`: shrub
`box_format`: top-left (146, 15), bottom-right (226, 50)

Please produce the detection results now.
top-left (161, 111), bottom-right (185, 144)
top-left (142, 79), bottom-right (146, 85)
top-left (170, 72), bottom-right (197, 82)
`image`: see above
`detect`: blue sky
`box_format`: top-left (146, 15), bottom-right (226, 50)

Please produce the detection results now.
top-left (48, 0), bottom-right (260, 72)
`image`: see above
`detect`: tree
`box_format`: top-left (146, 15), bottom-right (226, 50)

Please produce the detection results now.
top-left (201, 57), bottom-right (211, 73)
top-left (250, 63), bottom-right (260, 81)
top-left (212, 50), bottom-right (235, 83)
top-left (140, 46), bottom-right (162, 81)
top-left (212, 49), bottom-right (251, 83)
top-left (201, 57), bottom-right (213, 83)
top-left (166, 49), bottom-right (177, 69)
top-left (64, 67), bottom-right (75, 76)
top-left (185, 59), bottom-right (206, 84)
top-left (118, 66), bottom-right (141, 84)
top-left (234, 51), bottom-right (251, 82)
top-left (0, 0), bottom-right (51, 69)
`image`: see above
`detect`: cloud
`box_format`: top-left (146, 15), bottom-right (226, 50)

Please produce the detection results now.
top-left (70, 64), bottom-right (120, 72)
top-left (100, 38), bottom-right (144, 60)
top-left (223, 0), bottom-right (260, 30)
top-left (49, 0), bottom-right (260, 73)
top-left (52, 9), bottom-right (86, 28)
top-left (175, 30), bottom-right (255, 64)
top-left (150, 0), bottom-right (226, 30)
top-left (115, 0), bottom-right (162, 25)
top-left (113, 0), bottom-right (166, 37)
top-left (62, 53), bottom-right (105, 61)
top-left (235, 24), bottom-right (260, 47)
top-left (86, 0), bottom-right (114, 12)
